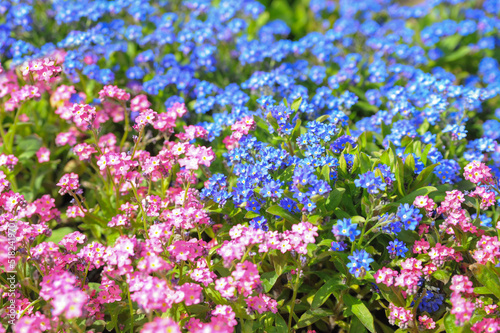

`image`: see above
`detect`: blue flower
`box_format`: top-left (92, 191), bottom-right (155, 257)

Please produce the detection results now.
top-left (332, 218), bottom-right (360, 242)
top-left (418, 290), bottom-right (444, 313)
top-left (347, 250), bottom-right (374, 278)
top-left (331, 135), bottom-right (357, 154)
top-left (331, 241), bottom-right (348, 251)
top-left (249, 216), bottom-right (269, 231)
top-left (397, 204), bottom-right (422, 231)
top-left (354, 171), bottom-right (386, 195)
top-left (387, 239), bottom-right (408, 258)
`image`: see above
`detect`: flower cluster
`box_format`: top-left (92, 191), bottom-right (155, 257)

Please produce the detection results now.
top-left (1, 0), bottom-right (500, 332)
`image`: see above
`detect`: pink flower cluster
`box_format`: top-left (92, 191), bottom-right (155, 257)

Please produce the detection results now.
top-left (4, 85), bottom-right (41, 111)
top-left (99, 85), bottom-right (130, 101)
top-left (187, 305), bottom-right (237, 332)
top-left (130, 94), bottom-right (151, 112)
top-left (375, 258), bottom-right (437, 295)
top-left (473, 235), bottom-right (500, 265)
top-left (56, 173), bottom-right (80, 195)
top-left (0, 154), bottom-right (18, 170)
top-left (449, 275), bottom-right (475, 325)
top-left (223, 116), bottom-right (256, 149)
top-left (464, 161), bottom-right (494, 185)
top-left (217, 222), bottom-right (318, 263)
top-left (71, 103), bottom-right (97, 126)
top-left (20, 56), bottom-right (62, 82)
top-left (141, 317), bottom-right (180, 333)
top-left (39, 270), bottom-right (88, 319)
top-left (247, 293), bottom-right (278, 314)
top-left (413, 195), bottom-right (435, 215)
top-left (471, 318), bottom-right (500, 333)
top-left (437, 190), bottom-right (476, 234)
top-left (215, 261), bottom-right (262, 298)
top-left (428, 243), bottom-right (462, 267)
top-left (469, 186), bottom-right (496, 210)
top-left (418, 315), bottom-right (436, 330)
top-left (388, 303), bottom-right (413, 329)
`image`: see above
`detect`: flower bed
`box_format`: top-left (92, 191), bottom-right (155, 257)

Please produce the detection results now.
top-left (1, 0), bottom-right (500, 332)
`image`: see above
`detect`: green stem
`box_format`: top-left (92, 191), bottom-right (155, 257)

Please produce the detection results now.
top-left (126, 285), bottom-right (134, 333)
top-left (288, 271), bottom-right (301, 331)
top-left (120, 103), bottom-right (130, 150)
top-left (81, 261), bottom-right (91, 288)
top-left (18, 299), bottom-right (40, 319)
top-left (71, 319), bottom-right (84, 333)
top-left (130, 182), bottom-right (149, 237)
top-left (5, 106), bottom-right (21, 154)
top-left (131, 128), bottom-right (144, 158)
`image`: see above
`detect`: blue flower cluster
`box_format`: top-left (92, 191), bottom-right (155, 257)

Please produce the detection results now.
top-left (397, 204), bottom-right (423, 231)
top-left (332, 218), bottom-right (360, 242)
top-left (387, 239), bottom-right (408, 258)
top-left (250, 216), bottom-right (269, 232)
top-left (354, 171), bottom-right (386, 195)
top-left (418, 290), bottom-right (445, 313)
top-left (347, 250), bottom-right (374, 279)
top-left (1, 0), bottom-right (496, 158)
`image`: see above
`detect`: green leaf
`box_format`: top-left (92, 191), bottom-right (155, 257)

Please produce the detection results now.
top-left (266, 205), bottom-right (300, 224)
top-left (473, 287), bottom-right (493, 295)
top-left (291, 96), bottom-right (302, 112)
top-left (325, 188), bottom-right (345, 212)
top-left (188, 304), bottom-right (210, 315)
top-left (266, 112), bottom-right (279, 132)
top-left (409, 164), bottom-right (437, 193)
top-left (311, 277), bottom-right (348, 309)
top-left (343, 294), bottom-right (375, 333)
top-left (359, 152), bottom-right (372, 174)
top-left (320, 165), bottom-right (330, 182)
top-left (244, 211), bottom-right (260, 219)
top-left (261, 271), bottom-right (280, 293)
top-left (470, 263), bottom-right (500, 300)
top-left (444, 46), bottom-right (471, 62)
top-left (403, 154), bottom-right (415, 176)
top-left (274, 313), bottom-right (288, 333)
top-left (377, 285), bottom-right (405, 307)
top-left (295, 308), bottom-right (333, 329)
top-left (420, 143), bottom-right (433, 166)
top-left (433, 269), bottom-right (451, 284)
top-left (45, 227), bottom-right (75, 244)
top-left (444, 313), bottom-right (464, 333)
top-left (387, 186), bottom-right (437, 209)
top-left (339, 154), bottom-right (348, 174)
top-left (318, 239), bottom-right (334, 247)
top-left (350, 316), bottom-right (368, 333)
top-left (291, 119), bottom-right (302, 142)
top-left (316, 115), bottom-right (330, 122)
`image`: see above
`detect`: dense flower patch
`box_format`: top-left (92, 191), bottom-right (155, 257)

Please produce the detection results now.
top-left (0, 0), bottom-right (500, 332)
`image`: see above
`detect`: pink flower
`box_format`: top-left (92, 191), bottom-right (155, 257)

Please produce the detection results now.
top-left (141, 318), bottom-right (180, 333)
top-left (166, 102), bottom-right (187, 118)
top-left (73, 143), bottom-right (97, 161)
top-left (0, 154), bottom-right (18, 169)
top-left (178, 283), bottom-right (203, 306)
top-left (36, 147), bottom-right (51, 163)
top-left (59, 231), bottom-right (86, 252)
top-left (464, 161), bottom-right (493, 185)
top-left (374, 267), bottom-right (398, 286)
top-left (450, 275), bottom-right (474, 296)
top-left (388, 304), bottom-right (413, 329)
top-left (99, 85), bottom-right (130, 101)
top-left (56, 173), bottom-right (80, 195)
top-left (55, 130), bottom-right (78, 147)
top-left (418, 315), bottom-right (436, 330)
top-left (130, 94), bottom-right (151, 112)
